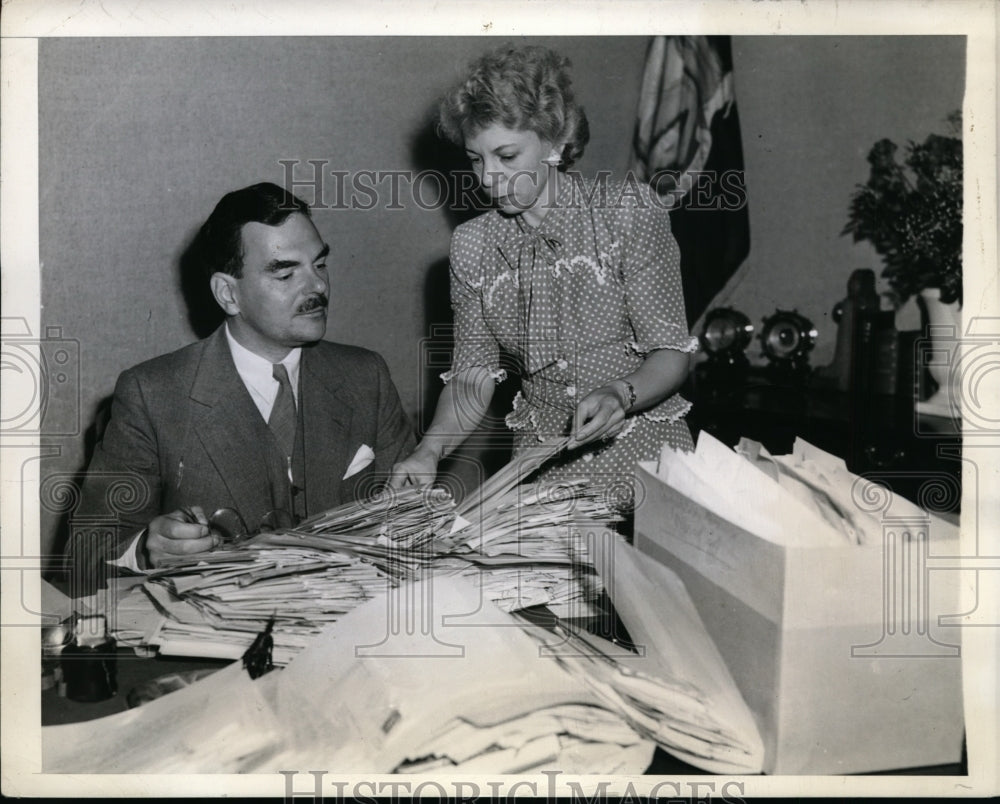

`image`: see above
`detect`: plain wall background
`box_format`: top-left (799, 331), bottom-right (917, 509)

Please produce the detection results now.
top-left (724, 36), bottom-right (966, 340)
top-left (38, 35), bottom-right (965, 556)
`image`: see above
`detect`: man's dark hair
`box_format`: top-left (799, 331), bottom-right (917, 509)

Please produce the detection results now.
top-left (194, 182), bottom-right (310, 280)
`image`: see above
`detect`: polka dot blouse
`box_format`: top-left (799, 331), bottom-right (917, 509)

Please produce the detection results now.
top-left (444, 174), bottom-right (698, 488)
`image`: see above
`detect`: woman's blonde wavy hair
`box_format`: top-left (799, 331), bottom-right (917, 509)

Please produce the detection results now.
top-left (438, 45), bottom-right (590, 169)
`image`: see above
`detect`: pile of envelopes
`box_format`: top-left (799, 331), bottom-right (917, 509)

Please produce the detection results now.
top-left (45, 571), bottom-right (764, 774)
top-left (122, 467), bottom-right (619, 662)
top-left (47, 438), bottom-right (770, 774)
top-left (635, 432), bottom-right (964, 774)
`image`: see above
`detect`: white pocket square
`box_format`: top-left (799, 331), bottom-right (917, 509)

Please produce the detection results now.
top-left (343, 444), bottom-right (375, 480)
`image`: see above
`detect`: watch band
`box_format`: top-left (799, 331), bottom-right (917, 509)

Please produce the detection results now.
top-left (618, 380), bottom-right (637, 411)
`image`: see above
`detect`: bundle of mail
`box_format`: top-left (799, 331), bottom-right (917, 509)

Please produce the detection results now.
top-left (55, 436), bottom-right (766, 775)
top-left (122, 439), bottom-right (619, 663)
top-left (46, 571), bottom-right (765, 775)
top-left (656, 431), bottom-right (904, 547)
top-left (642, 432), bottom-right (964, 775)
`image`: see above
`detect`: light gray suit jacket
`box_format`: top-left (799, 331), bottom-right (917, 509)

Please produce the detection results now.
top-left (69, 326), bottom-right (415, 590)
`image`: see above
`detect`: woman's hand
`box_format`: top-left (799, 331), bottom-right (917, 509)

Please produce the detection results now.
top-left (389, 445), bottom-right (442, 489)
top-left (567, 350), bottom-right (692, 451)
top-left (567, 383), bottom-right (630, 450)
top-left (389, 366), bottom-right (496, 489)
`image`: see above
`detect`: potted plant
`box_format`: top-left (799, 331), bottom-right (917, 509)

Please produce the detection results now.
top-left (843, 112), bottom-right (963, 416)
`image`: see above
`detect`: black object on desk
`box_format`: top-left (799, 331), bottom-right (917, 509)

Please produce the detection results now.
top-left (43, 649), bottom-right (231, 726)
top-left (60, 615), bottom-right (117, 703)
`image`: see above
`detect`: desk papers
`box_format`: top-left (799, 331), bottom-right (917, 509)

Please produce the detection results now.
top-left (128, 475), bottom-right (618, 663)
top-left (44, 570), bottom-right (767, 774)
top-left (659, 431), bottom-right (863, 547)
top-left (43, 576), bottom-right (656, 775)
top-left (585, 537), bottom-right (765, 773)
top-left (46, 444), bottom-right (773, 775)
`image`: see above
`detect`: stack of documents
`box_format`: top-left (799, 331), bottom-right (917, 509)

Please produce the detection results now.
top-left (254, 486), bottom-right (456, 577)
top-left (139, 546), bottom-right (388, 663)
top-left (656, 431), bottom-right (952, 548)
top-left (576, 535), bottom-right (766, 773)
top-left (269, 575), bottom-right (658, 774)
top-left (128, 465), bottom-right (620, 661)
top-left (441, 477), bottom-right (619, 617)
top-left (46, 569), bottom-right (767, 774)
top-left (393, 704), bottom-right (653, 774)
top-left (46, 576), bottom-right (656, 774)
top-left (658, 431), bottom-right (863, 547)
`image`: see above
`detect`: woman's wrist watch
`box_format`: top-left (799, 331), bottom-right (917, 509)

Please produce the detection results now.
top-left (613, 379), bottom-right (637, 411)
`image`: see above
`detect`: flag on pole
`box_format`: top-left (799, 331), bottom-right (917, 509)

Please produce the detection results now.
top-left (631, 36), bottom-right (751, 327)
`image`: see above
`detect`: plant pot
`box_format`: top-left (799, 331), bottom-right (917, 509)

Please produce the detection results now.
top-left (914, 287), bottom-right (962, 419)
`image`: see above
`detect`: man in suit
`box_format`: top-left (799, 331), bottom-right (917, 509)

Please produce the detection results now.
top-left (69, 183), bottom-right (415, 591)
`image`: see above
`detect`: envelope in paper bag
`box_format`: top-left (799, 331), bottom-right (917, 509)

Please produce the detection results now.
top-left (633, 438), bottom-right (964, 775)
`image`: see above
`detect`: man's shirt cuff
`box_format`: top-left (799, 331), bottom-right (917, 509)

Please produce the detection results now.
top-left (107, 528), bottom-right (149, 574)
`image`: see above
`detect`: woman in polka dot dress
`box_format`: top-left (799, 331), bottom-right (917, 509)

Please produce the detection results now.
top-left (391, 45), bottom-right (697, 499)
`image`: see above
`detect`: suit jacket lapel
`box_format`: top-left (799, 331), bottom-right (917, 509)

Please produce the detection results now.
top-left (301, 345), bottom-right (353, 511)
top-left (189, 327), bottom-right (274, 519)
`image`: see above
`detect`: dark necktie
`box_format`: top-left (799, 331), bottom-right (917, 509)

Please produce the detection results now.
top-left (269, 363), bottom-right (296, 459)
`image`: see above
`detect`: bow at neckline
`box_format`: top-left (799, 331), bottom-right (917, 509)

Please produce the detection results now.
top-left (497, 221), bottom-right (564, 375)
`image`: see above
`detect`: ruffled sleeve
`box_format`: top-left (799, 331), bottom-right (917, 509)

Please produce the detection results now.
top-left (441, 220), bottom-right (506, 385)
top-left (616, 182), bottom-right (700, 356)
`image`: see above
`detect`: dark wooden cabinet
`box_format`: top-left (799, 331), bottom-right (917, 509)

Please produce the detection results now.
top-left (685, 366), bottom-right (962, 514)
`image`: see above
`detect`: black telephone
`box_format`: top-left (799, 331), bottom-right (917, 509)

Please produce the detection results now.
top-left (814, 269), bottom-right (899, 395)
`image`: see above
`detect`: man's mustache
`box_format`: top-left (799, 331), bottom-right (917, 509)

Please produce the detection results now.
top-left (297, 294), bottom-right (328, 314)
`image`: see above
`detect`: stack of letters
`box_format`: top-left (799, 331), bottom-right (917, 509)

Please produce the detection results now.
top-left (129, 445), bottom-right (619, 662)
